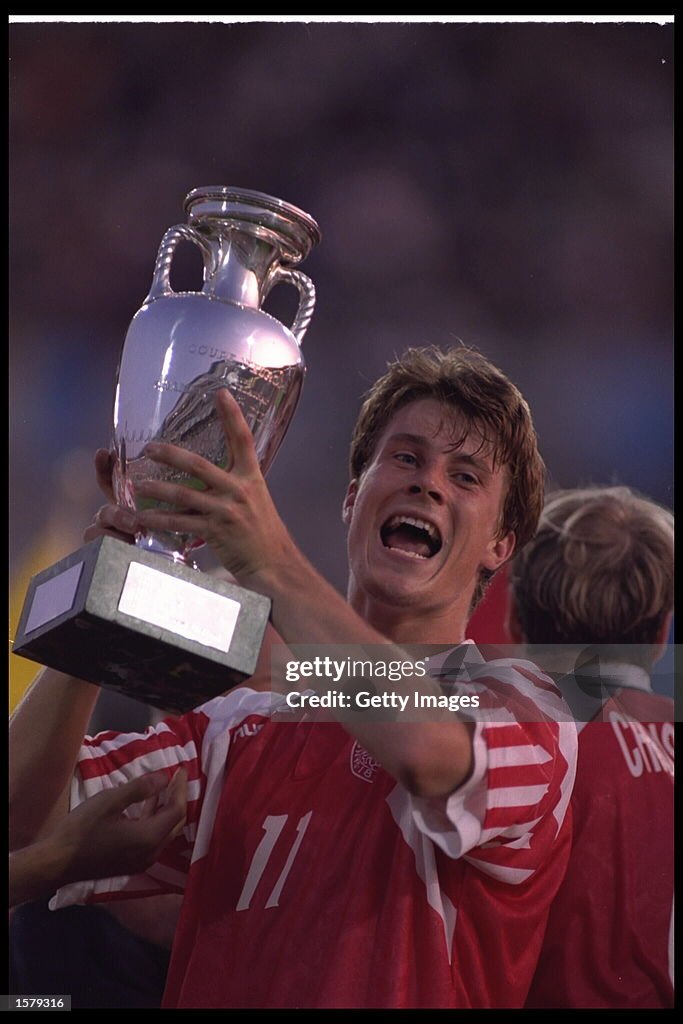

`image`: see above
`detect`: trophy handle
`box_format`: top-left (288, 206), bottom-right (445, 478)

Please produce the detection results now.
top-left (144, 225), bottom-right (215, 302)
top-left (264, 267), bottom-right (317, 345)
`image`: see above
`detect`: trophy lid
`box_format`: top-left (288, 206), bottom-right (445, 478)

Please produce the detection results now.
top-left (184, 186), bottom-right (321, 264)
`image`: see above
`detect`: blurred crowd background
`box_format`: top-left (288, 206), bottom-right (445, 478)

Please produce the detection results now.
top-left (9, 18), bottom-right (673, 709)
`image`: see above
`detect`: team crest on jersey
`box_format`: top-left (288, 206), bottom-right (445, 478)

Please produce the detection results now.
top-left (351, 741), bottom-right (381, 782)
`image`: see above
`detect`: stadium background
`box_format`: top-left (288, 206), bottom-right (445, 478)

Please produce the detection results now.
top-left (9, 18), bottom-right (673, 714)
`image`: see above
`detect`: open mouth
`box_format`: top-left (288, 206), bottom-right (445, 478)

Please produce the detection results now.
top-left (380, 514), bottom-right (443, 560)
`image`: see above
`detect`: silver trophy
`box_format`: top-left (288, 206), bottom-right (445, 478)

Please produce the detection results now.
top-left (14, 187), bottom-right (321, 713)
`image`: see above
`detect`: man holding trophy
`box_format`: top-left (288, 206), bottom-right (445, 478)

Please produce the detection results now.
top-left (10, 188), bottom-right (576, 1008)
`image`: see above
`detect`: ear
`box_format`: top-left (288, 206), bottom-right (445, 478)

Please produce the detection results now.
top-left (482, 530), bottom-right (516, 573)
top-left (342, 479), bottom-right (358, 526)
top-left (651, 610), bottom-right (673, 666)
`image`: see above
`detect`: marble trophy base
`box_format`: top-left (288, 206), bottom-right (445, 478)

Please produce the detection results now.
top-left (13, 535), bottom-right (271, 715)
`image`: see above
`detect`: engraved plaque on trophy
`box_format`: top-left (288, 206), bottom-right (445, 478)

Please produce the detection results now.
top-left (14, 187), bottom-right (322, 713)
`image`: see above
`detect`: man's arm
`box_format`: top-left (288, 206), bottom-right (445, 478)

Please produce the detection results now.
top-left (9, 488), bottom-right (139, 850)
top-left (133, 391), bottom-right (474, 799)
top-left (9, 668), bottom-right (101, 850)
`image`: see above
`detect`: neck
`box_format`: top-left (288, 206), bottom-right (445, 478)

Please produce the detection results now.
top-left (347, 583), bottom-right (470, 646)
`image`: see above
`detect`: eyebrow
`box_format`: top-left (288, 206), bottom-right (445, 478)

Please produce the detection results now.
top-left (384, 433), bottom-right (493, 474)
top-left (385, 432), bottom-right (431, 448)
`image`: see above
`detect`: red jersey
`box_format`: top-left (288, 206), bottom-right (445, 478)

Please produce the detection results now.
top-left (52, 651), bottom-right (577, 1009)
top-left (526, 670), bottom-right (674, 1008)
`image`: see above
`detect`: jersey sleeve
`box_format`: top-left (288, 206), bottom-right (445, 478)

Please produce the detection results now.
top-left (47, 703), bottom-right (214, 910)
top-left (408, 659), bottom-right (578, 882)
top-left (48, 687), bottom-right (279, 910)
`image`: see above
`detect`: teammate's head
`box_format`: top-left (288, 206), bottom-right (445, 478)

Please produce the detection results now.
top-left (509, 486), bottom-right (674, 650)
top-left (347, 346), bottom-right (545, 609)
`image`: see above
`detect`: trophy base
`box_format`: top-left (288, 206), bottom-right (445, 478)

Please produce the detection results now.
top-left (13, 536), bottom-right (271, 715)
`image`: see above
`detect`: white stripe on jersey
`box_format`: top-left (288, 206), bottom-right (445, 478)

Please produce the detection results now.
top-left (186, 780), bottom-right (202, 804)
top-left (487, 783), bottom-right (550, 808)
top-left (480, 831), bottom-right (535, 852)
top-left (461, 657), bottom-right (576, 723)
top-left (387, 786), bottom-right (458, 963)
top-left (408, 655), bottom-right (576, 880)
top-left (77, 737), bottom-right (200, 795)
top-left (193, 689), bottom-right (283, 864)
top-left (461, 658), bottom-right (577, 839)
top-left (49, 867), bottom-right (172, 910)
top-left (481, 715), bottom-right (529, 729)
top-left (479, 816), bottom-right (542, 845)
top-left (488, 745), bottom-right (553, 768)
top-left (146, 861), bottom-right (190, 889)
top-left (462, 856), bottom-right (534, 885)
top-left (552, 721), bottom-right (578, 837)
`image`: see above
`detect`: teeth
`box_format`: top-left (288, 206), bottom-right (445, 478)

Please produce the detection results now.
top-left (386, 547), bottom-right (428, 560)
top-left (386, 514), bottom-right (439, 541)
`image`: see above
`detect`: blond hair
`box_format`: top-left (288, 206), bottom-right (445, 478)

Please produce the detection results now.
top-left (510, 486), bottom-right (674, 644)
top-left (349, 346), bottom-right (546, 608)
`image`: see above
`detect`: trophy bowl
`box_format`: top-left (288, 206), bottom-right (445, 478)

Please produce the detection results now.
top-left (113, 185), bottom-right (322, 565)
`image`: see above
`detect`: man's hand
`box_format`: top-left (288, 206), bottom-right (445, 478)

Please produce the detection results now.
top-left (132, 389), bottom-right (300, 584)
top-left (10, 769), bottom-right (188, 907)
top-left (83, 448), bottom-right (137, 545)
top-left (56, 768), bottom-right (188, 882)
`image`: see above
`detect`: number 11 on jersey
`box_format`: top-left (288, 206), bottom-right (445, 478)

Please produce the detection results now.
top-left (236, 812), bottom-right (313, 911)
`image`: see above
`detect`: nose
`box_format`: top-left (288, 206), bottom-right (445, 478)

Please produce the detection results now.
top-left (408, 472), bottom-right (444, 505)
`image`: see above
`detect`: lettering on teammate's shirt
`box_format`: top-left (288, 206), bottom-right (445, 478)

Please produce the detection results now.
top-left (608, 714), bottom-right (674, 778)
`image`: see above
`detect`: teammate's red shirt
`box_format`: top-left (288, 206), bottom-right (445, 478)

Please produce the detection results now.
top-left (526, 670), bottom-right (674, 1008)
top-left (52, 651), bottom-right (577, 1008)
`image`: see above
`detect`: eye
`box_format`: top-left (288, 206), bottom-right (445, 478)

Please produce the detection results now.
top-left (452, 471), bottom-right (479, 486)
top-left (395, 452), bottom-right (418, 465)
